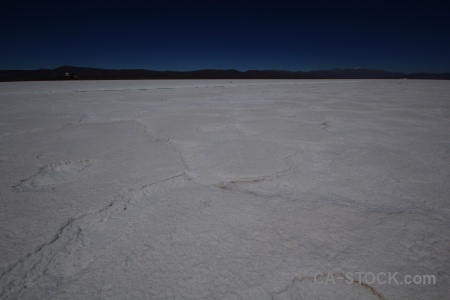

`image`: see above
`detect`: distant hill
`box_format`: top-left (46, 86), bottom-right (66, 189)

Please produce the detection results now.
top-left (0, 66), bottom-right (449, 81)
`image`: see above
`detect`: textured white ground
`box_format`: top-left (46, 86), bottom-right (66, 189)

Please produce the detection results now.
top-left (0, 79), bottom-right (449, 299)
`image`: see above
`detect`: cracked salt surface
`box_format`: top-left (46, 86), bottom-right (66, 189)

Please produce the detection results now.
top-left (0, 79), bottom-right (449, 299)
top-left (12, 160), bottom-right (92, 191)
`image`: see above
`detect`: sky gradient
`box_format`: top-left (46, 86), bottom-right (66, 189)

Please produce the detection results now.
top-left (2, 0), bottom-right (449, 72)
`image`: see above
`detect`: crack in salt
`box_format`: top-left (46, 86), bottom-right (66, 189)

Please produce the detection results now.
top-left (167, 139), bottom-right (194, 180)
top-left (128, 173), bottom-right (185, 192)
top-left (219, 152), bottom-right (297, 190)
top-left (0, 172), bottom-right (188, 299)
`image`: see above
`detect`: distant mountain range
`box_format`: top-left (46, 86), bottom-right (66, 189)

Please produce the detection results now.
top-left (1, 66), bottom-right (449, 81)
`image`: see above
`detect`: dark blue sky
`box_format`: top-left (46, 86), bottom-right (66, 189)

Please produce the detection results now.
top-left (2, 0), bottom-right (449, 72)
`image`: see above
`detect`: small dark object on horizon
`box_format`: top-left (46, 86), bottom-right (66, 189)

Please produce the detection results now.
top-left (64, 72), bottom-right (78, 79)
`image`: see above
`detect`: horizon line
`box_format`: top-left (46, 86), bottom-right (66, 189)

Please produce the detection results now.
top-left (2, 65), bottom-right (450, 74)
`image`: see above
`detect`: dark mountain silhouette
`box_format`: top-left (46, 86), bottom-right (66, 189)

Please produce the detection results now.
top-left (0, 66), bottom-right (449, 81)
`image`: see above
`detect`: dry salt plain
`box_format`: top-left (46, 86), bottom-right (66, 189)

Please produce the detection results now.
top-left (0, 79), bottom-right (449, 299)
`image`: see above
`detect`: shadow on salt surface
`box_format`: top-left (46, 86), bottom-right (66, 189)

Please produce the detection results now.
top-left (0, 156), bottom-right (10, 163)
top-left (272, 273), bottom-right (384, 300)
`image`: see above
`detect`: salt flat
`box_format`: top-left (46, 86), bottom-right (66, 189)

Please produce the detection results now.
top-left (0, 79), bottom-right (449, 299)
